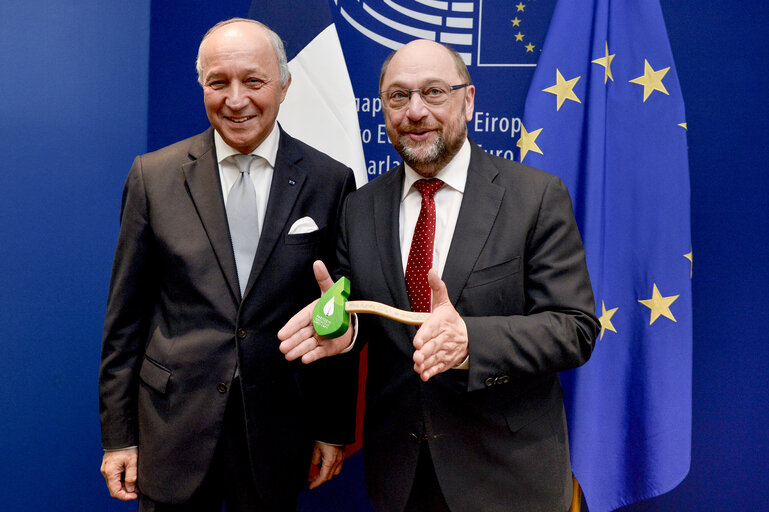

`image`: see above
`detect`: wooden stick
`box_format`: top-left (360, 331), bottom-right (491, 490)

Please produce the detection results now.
top-left (313, 277), bottom-right (432, 337)
top-left (345, 300), bottom-right (429, 325)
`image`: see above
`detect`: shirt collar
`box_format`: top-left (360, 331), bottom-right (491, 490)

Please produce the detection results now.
top-left (402, 137), bottom-right (470, 201)
top-left (214, 123), bottom-right (280, 168)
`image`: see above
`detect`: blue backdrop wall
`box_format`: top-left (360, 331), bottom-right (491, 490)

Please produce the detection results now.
top-left (0, 1), bottom-right (150, 510)
top-left (0, 1), bottom-right (766, 511)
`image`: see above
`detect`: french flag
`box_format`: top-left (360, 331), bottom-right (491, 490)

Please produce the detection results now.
top-left (248, 2), bottom-right (372, 510)
top-left (249, 0), bottom-right (368, 188)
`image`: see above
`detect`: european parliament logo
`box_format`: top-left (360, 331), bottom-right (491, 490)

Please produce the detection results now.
top-left (332, 0), bottom-right (555, 67)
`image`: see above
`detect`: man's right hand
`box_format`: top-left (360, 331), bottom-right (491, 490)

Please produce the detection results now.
top-left (278, 260), bottom-right (353, 363)
top-left (100, 447), bottom-right (138, 501)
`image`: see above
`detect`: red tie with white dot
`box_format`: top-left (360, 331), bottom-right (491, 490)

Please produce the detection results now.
top-left (405, 178), bottom-right (445, 313)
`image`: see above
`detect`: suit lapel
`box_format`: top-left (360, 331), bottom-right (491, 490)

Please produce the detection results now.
top-left (181, 128), bottom-right (241, 302)
top-left (376, 145), bottom-right (506, 311)
top-left (242, 129), bottom-right (306, 299)
top-left (442, 142), bottom-right (505, 304)
top-left (373, 166), bottom-right (412, 311)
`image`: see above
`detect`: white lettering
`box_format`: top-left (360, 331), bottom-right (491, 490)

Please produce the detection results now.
top-left (510, 117), bottom-right (521, 138)
top-left (472, 111), bottom-right (522, 138)
top-left (356, 97), bottom-right (383, 118)
top-left (483, 148), bottom-right (515, 161)
top-left (377, 124), bottom-right (389, 144)
top-left (366, 155), bottom-right (402, 176)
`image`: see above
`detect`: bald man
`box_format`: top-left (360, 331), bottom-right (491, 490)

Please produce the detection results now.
top-left (99, 18), bottom-right (357, 511)
top-left (279, 40), bottom-right (599, 512)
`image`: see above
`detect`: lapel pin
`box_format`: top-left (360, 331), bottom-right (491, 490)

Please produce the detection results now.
top-left (288, 179), bottom-right (296, 186)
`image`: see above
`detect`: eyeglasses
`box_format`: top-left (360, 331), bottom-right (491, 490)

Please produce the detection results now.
top-left (380, 83), bottom-right (470, 109)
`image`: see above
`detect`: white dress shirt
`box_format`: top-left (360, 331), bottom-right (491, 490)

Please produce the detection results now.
top-left (337, 139), bottom-right (472, 368)
top-left (215, 126), bottom-right (279, 378)
top-left (214, 124), bottom-right (279, 236)
top-left (400, 138), bottom-right (471, 370)
top-left (399, 138), bottom-right (470, 280)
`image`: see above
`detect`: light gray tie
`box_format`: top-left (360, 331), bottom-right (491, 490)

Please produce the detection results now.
top-left (227, 154), bottom-right (260, 296)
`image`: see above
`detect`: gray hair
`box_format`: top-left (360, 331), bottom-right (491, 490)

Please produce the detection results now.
top-left (196, 17), bottom-right (290, 87)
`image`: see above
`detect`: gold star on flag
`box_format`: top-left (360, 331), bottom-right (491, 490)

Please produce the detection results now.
top-left (525, 43), bottom-right (535, 53)
top-left (511, 17), bottom-right (521, 27)
top-left (517, 125), bottom-right (543, 163)
top-left (599, 301), bottom-right (619, 340)
top-left (678, 122), bottom-right (688, 130)
top-left (516, 2), bottom-right (526, 12)
top-left (684, 249), bottom-right (693, 278)
top-left (542, 69), bottom-right (582, 111)
top-left (514, 32), bottom-right (524, 42)
top-left (638, 283), bottom-right (679, 325)
top-left (591, 41), bottom-right (615, 84)
top-left (629, 59), bottom-right (670, 102)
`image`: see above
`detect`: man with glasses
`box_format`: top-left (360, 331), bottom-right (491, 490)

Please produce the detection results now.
top-left (279, 39), bottom-right (599, 512)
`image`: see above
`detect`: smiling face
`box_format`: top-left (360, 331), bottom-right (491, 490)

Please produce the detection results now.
top-left (199, 22), bottom-right (290, 154)
top-left (380, 40), bottom-right (475, 177)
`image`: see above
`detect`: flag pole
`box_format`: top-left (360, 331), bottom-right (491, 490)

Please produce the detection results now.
top-left (571, 474), bottom-right (582, 512)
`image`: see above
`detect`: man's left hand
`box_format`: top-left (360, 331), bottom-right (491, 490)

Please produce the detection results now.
top-left (308, 441), bottom-right (345, 489)
top-left (279, 260), bottom-right (353, 363)
top-left (412, 269), bottom-right (469, 381)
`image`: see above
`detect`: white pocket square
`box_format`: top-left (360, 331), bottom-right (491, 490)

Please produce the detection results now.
top-left (288, 216), bottom-right (319, 235)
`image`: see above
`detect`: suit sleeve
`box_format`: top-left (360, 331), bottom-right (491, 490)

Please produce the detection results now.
top-left (303, 168), bottom-right (360, 445)
top-left (98, 156), bottom-right (158, 449)
top-left (328, 193), bottom-right (363, 356)
top-left (334, 194), bottom-right (353, 284)
top-left (464, 176), bottom-right (600, 392)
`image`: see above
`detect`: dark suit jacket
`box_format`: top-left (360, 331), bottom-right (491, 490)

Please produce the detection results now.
top-left (337, 141), bottom-right (600, 512)
top-left (98, 127), bottom-right (358, 505)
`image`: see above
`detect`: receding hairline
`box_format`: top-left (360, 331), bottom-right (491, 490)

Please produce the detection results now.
top-left (203, 17), bottom-right (271, 40)
top-left (379, 41), bottom-right (472, 92)
top-left (196, 17), bottom-right (290, 87)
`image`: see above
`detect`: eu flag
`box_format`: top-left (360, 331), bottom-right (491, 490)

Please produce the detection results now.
top-left (519, 1), bottom-right (692, 510)
top-left (477, 0), bottom-right (555, 66)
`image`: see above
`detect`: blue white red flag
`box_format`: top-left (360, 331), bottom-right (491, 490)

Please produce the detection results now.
top-left (249, 0), bottom-right (368, 187)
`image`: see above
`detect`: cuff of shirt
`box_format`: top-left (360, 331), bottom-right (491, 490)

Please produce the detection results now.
top-left (338, 313), bottom-right (358, 354)
top-left (453, 355), bottom-right (470, 370)
top-left (104, 446), bottom-right (137, 452)
top-left (452, 316), bottom-right (469, 370)
top-left (316, 441), bottom-right (344, 447)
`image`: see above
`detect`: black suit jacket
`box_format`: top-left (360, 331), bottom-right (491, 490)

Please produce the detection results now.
top-left (99, 127), bottom-right (358, 505)
top-left (337, 141), bottom-right (599, 512)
